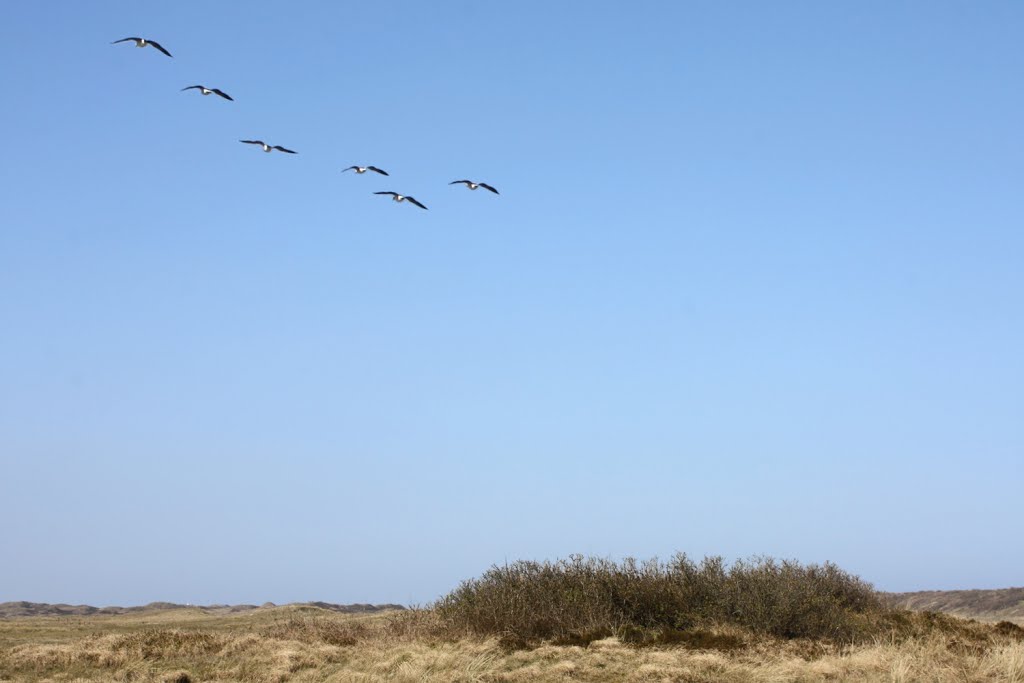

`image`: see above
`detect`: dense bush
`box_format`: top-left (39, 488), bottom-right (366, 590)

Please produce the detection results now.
top-left (434, 554), bottom-right (884, 646)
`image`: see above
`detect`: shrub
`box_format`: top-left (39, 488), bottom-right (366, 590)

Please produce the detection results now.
top-left (434, 554), bottom-right (884, 647)
top-left (724, 556), bottom-right (879, 639)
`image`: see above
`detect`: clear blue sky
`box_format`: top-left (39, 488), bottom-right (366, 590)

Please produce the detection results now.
top-left (1, 1), bottom-right (1021, 606)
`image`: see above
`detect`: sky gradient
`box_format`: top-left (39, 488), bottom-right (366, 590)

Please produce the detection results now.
top-left (1, 1), bottom-right (1022, 606)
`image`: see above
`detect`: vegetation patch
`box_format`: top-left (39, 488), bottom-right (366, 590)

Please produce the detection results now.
top-left (996, 620), bottom-right (1024, 640)
top-left (617, 624), bottom-right (746, 651)
top-left (434, 554), bottom-right (884, 647)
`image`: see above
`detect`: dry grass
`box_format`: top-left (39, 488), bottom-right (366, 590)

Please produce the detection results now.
top-left (2, 605), bottom-right (1023, 682)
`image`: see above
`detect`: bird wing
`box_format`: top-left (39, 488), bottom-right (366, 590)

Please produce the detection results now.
top-left (111, 37), bottom-right (141, 44)
top-left (374, 192), bottom-right (398, 197)
top-left (240, 140), bottom-right (264, 145)
top-left (479, 183), bottom-right (500, 194)
top-left (449, 180), bottom-right (472, 186)
top-left (272, 146), bottom-right (297, 154)
top-left (147, 40), bottom-right (173, 57)
top-left (342, 166), bottom-right (359, 172)
top-left (212, 89), bottom-right (234, 101)
top-left (181, 85), bottom-right (203, 91)
top-left (367, 166), bottom-right (389, 176)
top-left (407, 197), bottom-right (428, 210)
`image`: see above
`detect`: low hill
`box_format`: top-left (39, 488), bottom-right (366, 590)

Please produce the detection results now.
top-left (0, 601), bottom-right (404, 619)
top-left (884, 588), bottom-right (1024, 624)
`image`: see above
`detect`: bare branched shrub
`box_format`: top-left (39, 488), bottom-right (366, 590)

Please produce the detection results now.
top-left (725, 556), bottom-right (879, 639)
top-left (434, 554), bottom-right (885, 647)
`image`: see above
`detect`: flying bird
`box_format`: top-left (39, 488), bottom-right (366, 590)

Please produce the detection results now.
top-left (343, 165), bottom-right (389, 176)
top-left (240, 140), bottom-right (297, 154)
top-left (374, 192), bottom-right (428, 210)
top-left (449, 180), bottom-right (499, 194)
top-left (182, 85), bottom-right (233, 101)
top-left (111, 37), bottom-right (173, 58)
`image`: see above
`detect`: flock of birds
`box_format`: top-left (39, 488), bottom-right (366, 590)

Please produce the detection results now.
top-left (112, 36), bottom-right (501, 212)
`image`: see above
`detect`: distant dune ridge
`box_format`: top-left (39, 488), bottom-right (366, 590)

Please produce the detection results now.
top-left (5, 588), bottom-right (1021, 622)
top-left (4, 588), bottom-right (1021, 623)
top-left (0, 601), bottom-right (404, 619)
top-left (883, 587), bottom-right (1024, 624)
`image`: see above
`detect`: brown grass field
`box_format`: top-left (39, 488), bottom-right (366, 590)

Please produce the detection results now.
top-left (2, 604), bottom-right (1023, 682)
top-left (3, 556), bottom-right (1023, 682)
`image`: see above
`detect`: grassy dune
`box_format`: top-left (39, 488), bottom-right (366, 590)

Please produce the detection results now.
top-left (3, 557), bottom-right (1023, 682)
top-left (885, 588), bottom-right (1024, 625)
top-left (2, 606), bottom-right (1023, 682)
